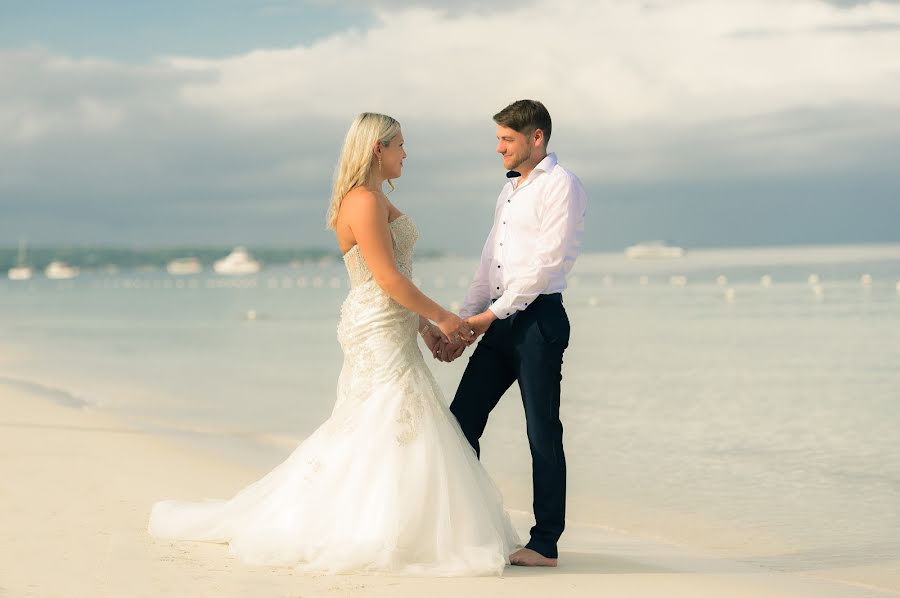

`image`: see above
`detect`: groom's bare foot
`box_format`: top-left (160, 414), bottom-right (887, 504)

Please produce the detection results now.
top-left (510, 547), bottom-right (558, 567)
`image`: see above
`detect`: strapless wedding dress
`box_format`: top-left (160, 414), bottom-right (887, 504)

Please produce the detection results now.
top-left (148, 214), bottom-right (520, 576)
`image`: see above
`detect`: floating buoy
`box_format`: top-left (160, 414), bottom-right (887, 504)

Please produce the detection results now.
top-left (808, 274), bottom-right (820, 285)
top-left (716, 275), bottom-right (728, 287)
top-left (861, 274), bottom-right (873, 287)
top-left (760, 275), bottom-right (772, 288)
top-left (670, 275), bottom-right (687, 287)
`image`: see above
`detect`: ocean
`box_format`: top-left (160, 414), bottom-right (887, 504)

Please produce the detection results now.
top-left (2, 243), bottom-right (898, 589)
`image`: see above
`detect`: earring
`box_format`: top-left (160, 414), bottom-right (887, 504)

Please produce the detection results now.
top-left (378, 157), bottom-right (382, 172)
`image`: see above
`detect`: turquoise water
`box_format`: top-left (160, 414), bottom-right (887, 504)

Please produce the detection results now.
top-left (2, 243), bottom-right (899, 586)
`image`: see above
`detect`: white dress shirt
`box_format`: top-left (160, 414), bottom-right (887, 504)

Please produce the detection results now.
top-left (460, 152), bottom-right (587, 320)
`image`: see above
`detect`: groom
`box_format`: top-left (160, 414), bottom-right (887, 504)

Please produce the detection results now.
top-left (440, 99), bottom-right (587, 567)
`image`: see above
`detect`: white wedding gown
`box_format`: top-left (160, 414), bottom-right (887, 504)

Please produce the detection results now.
top-left (148, 214), bottom-right (520, 576)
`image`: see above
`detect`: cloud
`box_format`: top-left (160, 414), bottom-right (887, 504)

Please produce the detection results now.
top-left (2, 0), bottom-right (900, 247)
top-left (162, 0), bottom-right (900, 124)
top-left (160, 0), bottom-right (900, 184)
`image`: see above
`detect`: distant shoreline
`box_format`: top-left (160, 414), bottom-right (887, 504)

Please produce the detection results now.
top-left (0, 245), bottom-right (448, 271)
top-left (2, 241), bottom-right (900, 273)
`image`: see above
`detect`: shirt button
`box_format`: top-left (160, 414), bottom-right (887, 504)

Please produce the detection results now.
top-left (497, 265), bottom-right (501, 268)
top-left (506, 313), bottom-right (510, 316)
top-left (503, 221), bottom-right (506, 224)
top-left (507, 200), bottom-right (511, 203)
top-left (496, 286), bottom-right (500, 290)
top-left (499, 243), bottom-right (503, 246)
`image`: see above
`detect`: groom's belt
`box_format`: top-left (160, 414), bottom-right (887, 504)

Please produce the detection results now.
top-left (490, 292), bottom-right (562, 305)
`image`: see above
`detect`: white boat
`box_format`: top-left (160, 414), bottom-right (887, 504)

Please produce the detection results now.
top-left (166, 257), bottom-right (203, 275)
top-left (625, 241), bottom-right (685, 259)
top-left (214, 247), bottom-right (261, 275)
top-left (8, 266), bottom-right (33, 281)
top-left (45, 260), bottom-right (80, 280)
top-left (7, 237), bottom-right (33, 281)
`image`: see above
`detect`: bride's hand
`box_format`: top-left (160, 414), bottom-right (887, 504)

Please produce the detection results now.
top-left (422, 326), bottom-right (444, 355)
top-left (436, 311), bottom-right (475, 345)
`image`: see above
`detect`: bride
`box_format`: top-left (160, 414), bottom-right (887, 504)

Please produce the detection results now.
top-left (148, 112), bottom-right (521, 576)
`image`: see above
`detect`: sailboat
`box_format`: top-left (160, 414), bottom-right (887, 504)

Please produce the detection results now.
top-left (7, 237), bottom-right (33, 281)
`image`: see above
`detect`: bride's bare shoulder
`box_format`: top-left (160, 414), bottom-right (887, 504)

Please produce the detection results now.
top-left (340, 187), bottom-right (387, 223)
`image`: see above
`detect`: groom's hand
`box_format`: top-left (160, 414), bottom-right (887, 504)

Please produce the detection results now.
top-left (437, 339), bottom-right (466, 363)
top-left (467, 309), bottom-right (497, 338)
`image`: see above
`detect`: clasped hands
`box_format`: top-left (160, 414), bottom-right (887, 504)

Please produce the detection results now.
top-left (423, 310), bottom-right (497, 363)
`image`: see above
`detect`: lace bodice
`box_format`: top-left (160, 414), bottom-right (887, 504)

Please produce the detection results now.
top-left (342, 214), bottom-right (418, 288)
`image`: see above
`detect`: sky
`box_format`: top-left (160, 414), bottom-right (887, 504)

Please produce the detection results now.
top-left (2, 0), bottom-right (899, 253)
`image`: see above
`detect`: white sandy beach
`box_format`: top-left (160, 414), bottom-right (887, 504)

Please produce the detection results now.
top-left (0, 381), bottom-right (894, 598)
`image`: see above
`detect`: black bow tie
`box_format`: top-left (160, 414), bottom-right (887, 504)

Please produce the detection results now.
top-left (506, 171), bottom-right (521, 178)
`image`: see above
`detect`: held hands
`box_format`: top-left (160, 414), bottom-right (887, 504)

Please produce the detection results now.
top-left (421, 325), bottom-right (444, 355)
top-left (429, 309), bottom-right (498, 363)
top-left (421, 323), bottom-right (465, 362)
top-left (435, 338), bottom-right (466, 363)
top-left (466, 310), bottom-right (497, 338)
top-left (435, 311), bottom-right (476, 346)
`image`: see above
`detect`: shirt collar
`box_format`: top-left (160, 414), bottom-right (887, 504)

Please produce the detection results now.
top-left (534, 152), bottom-right (558, 174)
top-left (507, 152), bottom-right (557, 188)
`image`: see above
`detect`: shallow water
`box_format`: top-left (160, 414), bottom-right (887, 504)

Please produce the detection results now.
top-left (2, 243), bottom-right (898, 585)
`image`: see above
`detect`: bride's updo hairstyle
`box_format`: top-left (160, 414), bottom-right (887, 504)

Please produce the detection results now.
top-left (327, 112), bottom-right (402, 230)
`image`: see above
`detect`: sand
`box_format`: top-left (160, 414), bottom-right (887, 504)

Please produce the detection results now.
top-left (0, 381), bottom-right (890, 598)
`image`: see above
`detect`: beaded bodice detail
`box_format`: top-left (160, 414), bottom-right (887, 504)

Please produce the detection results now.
top-left (334, 214), bottom-right (438, 446)
top-left (342, 214), bottom-right (418, 289)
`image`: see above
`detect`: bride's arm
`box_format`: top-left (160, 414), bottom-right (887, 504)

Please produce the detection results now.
top-left (343, 189), bottom-right (470, 341)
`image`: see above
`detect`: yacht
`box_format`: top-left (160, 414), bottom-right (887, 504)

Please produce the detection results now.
top-left (625, 241), bottom-right (685, 259)
top-left (213, 247), bottom-right (261, 275)
top-left (166, 257), bottom-right (203, 275)
top-left (7, 237), bottom-right (33, 281)
top-left (45, 260), bottom-right (80, 280)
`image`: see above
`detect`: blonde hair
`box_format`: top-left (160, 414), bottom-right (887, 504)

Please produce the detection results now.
top-left (326, 112), bottom-right (402, 230)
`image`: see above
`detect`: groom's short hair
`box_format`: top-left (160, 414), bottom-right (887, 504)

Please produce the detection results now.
top-left (493, 100), bottom-right (552, 147)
